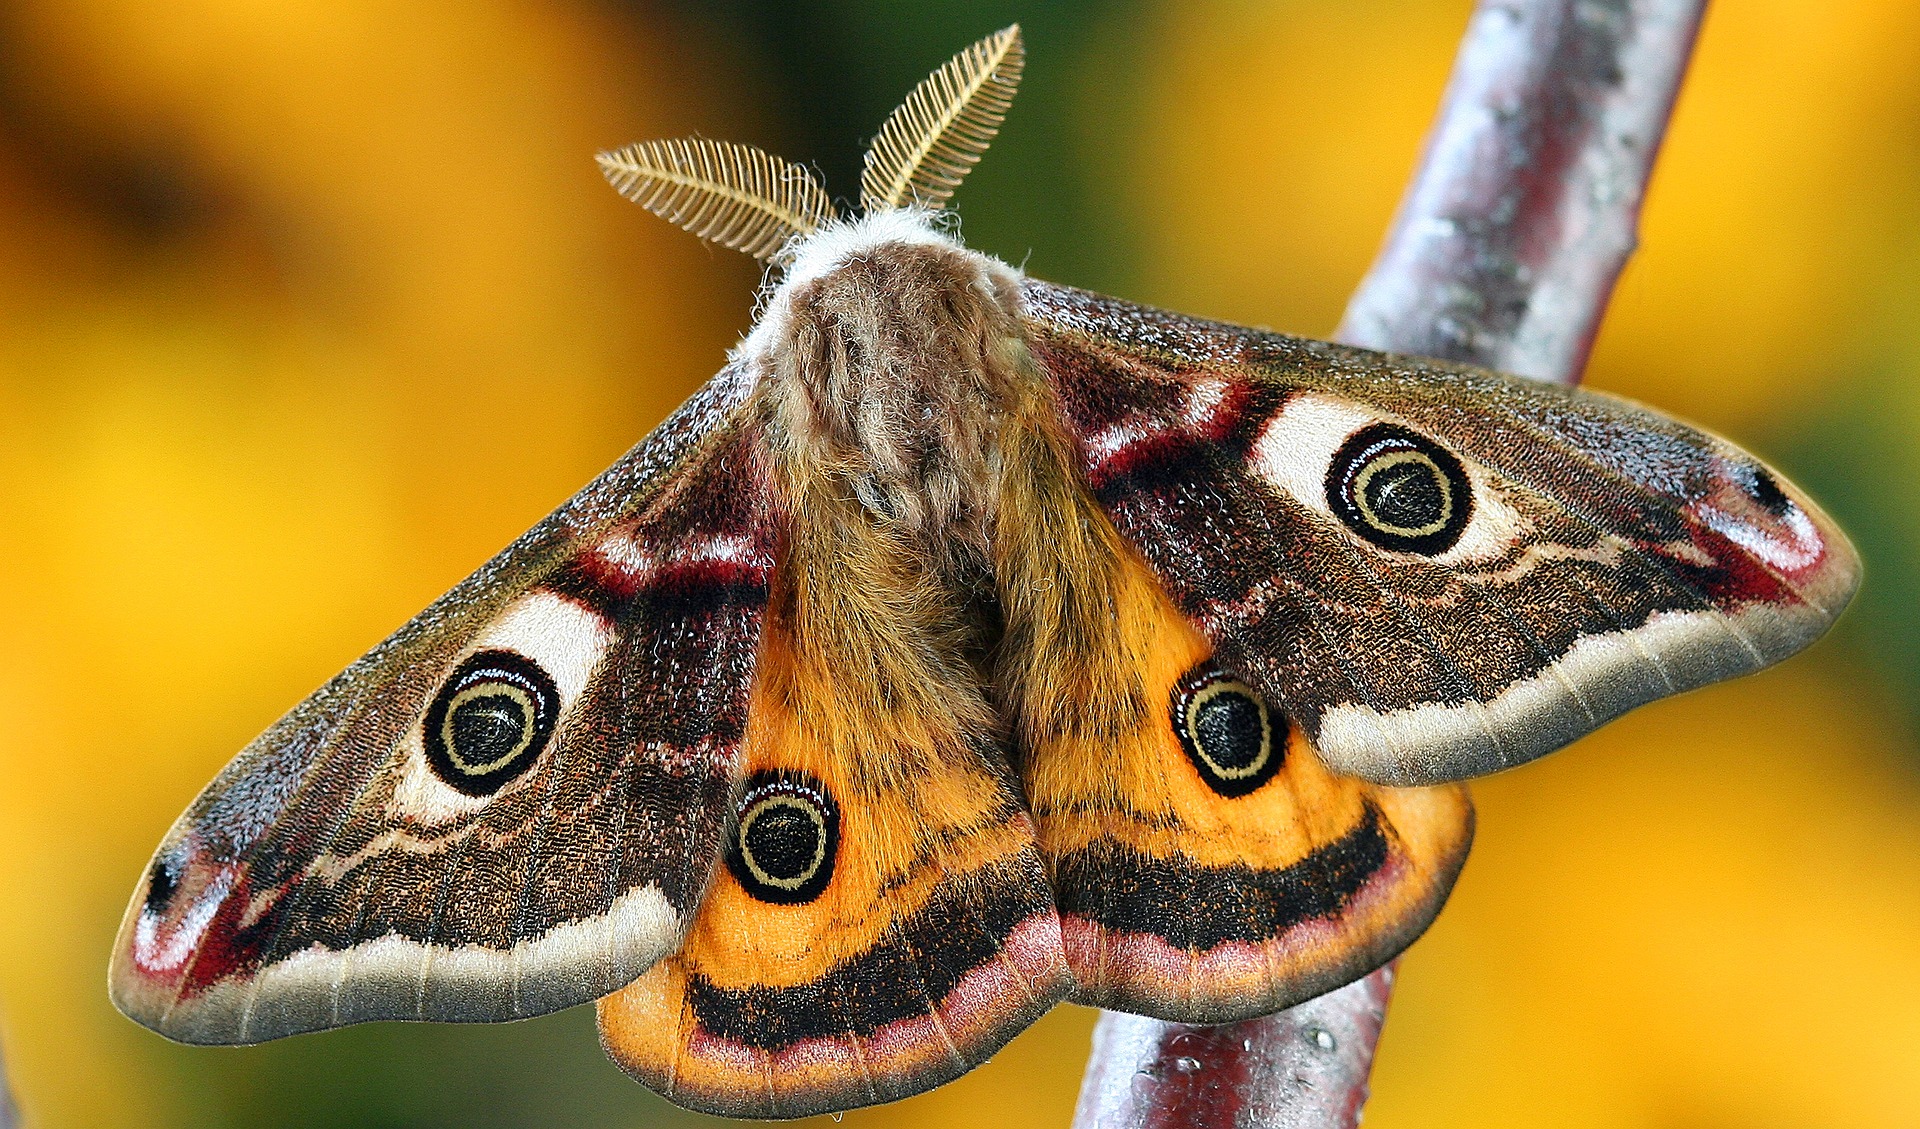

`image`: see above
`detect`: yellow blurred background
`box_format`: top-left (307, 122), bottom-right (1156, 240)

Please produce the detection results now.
top-left (2, 1), bottom-right (1917, 1126)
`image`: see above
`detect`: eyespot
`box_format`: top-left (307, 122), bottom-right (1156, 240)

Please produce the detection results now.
top-left (1171, 662), bottom-right (1284, 797)
top-left (422, 650), bottom-right (560, 797)
top-left (726, 771), bottom-right (839, 904)
top-left (143, 859), bottom-right (180, 915)
top-left (1326, 423), bottom-right (1472, 554)
top-left (1744, 464), bottom-right (1793, 518)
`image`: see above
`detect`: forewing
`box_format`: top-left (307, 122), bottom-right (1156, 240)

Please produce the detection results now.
top-left (1024, 281), bottom-right (1860, 785)
top-left (111, 366), bottom-right (778, 1042)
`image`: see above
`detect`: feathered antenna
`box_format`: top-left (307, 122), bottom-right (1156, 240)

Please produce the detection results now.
top-left (597, 139), bottom-right (837, 261)
top-left (860, 25), bottom-right (1025, 214)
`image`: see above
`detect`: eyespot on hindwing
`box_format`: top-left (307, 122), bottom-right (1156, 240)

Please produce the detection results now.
top-left (1171, 662), bottom-right (1285, 797)
top-left (726, 771), bottom-right (840, 904)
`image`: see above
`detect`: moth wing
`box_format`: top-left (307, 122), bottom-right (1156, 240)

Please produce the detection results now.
top-left (597, 596), bottom-right (1071, 1119)
top-left (1020, 539), bottom-right (1472, 1022)
top-left (1023, 281), bottom-right (1860, 786)
top-left (111, 367), bottom-right (777, 1043)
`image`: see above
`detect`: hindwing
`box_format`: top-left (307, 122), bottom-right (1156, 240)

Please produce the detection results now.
top-left (1019, 542), bottom-right (1472, 1021)
top-left (599, 527), bottom-right (1070, 1119)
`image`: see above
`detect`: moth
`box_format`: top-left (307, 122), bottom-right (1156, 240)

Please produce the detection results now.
top-left (111, 26), bottom-right (1860, 1119)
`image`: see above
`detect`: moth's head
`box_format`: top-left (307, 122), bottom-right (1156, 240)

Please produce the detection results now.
top-left (595, 25), bottom-right (1023, 271)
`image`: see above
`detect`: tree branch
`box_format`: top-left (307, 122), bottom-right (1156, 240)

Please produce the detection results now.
top-left (1338, 0), bottom-right (1706, 385)
top-left (1072, 966), bottom-right (1395, 1129)
top-left (1, 1035), bottom-right (17, 1129)
top-left (1069, 1), bottom-right (1706, 1125)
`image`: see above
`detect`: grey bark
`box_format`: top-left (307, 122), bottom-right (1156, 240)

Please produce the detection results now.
top-left (1338, 0), bottom-right (1707, 385)
top-left (1, 1035), bottom-right (17, 1129)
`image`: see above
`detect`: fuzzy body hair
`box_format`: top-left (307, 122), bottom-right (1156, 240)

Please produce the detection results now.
top-left (739, 212), bottom-right (1150, 784)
